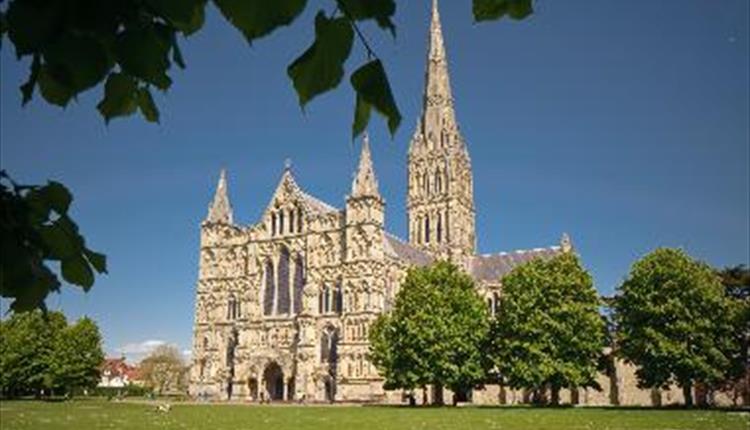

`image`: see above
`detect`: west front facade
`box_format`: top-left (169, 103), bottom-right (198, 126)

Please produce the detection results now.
top-left (188, 1), bottom-right (707, 406)
top-left (189, 0), bottom-right (567, 403)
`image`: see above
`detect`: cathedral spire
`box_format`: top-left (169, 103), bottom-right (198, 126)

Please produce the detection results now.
top-left (206, 169), bottom-right (233, 224)
top-left (420, 0), bottom-right (456, 137)
top-left (351, 132), bottom-right (380, 198)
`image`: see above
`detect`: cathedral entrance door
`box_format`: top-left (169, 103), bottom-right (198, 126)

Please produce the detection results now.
top-left (263, 362), bottom-right (284, 401)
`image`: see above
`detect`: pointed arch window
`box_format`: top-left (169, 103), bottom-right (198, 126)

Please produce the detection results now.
top-left (263, 260), bottom-right (275, 315)
top-left (435, 169), bottom-right (442, 193)
top-left (323, 284), bottom-right (331, 313)
top-left (293, 254), bottom-right (304, 314)
top-left (425, 215), bottom-right (431, 243)
top-left (227, 295), bottom-right (235, 320)
top-left (277, 247), bottom-right (291, 314)
top-left (289, 209), bottom-right (295, 234)
top-left (297, 207), bottom-right (303, 232)
top-left (335, 280), bottom-right (343, 314)
top-left (437, 213), bottom-right (443, 243)
top-left (417, 216), bottom-right (423, 244)
top-left (423, 171), bottom-right (430, 195)
top-left (271, 213), bottom-right (277, 236)
top-left (279, 211), bottom-right (285, 235)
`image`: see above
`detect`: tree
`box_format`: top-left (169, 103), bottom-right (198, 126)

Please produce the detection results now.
top-left (369, 261), bottom-right (489, 405)
top-left (50, 317), bottom-right (105, 395)
top-left (139, 344), bottom-right (188, 395)
top-left (487, 253), bottom-right (606, 405)
top-left (0, 0), bottom-right (531, 135)
top-left (0, 310), bottom-right (103, 397)
top-left (0, 172), bottom-right (107, 312)
top-left (716, 265), bottom-right (750, 406)
top-left (612, 248), bottom-right (738, 406)
top-left (0, 0), bottom-right (531, 312)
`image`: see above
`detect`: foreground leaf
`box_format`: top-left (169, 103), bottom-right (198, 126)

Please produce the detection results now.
top-left (145, 0), bottom-right (207, 35)
top-left (137, 87), bottom-right (160, 123)
top-left (214, 0), bottom-right (307, 45)
top-left (337, 0), bottom-right (396, 37)
top-left (350, 60), bottom-right (401, 138)
top-left (473, 0), bottom-right (533, 22)
top-left (288, 12), bottom-right (354, 108)
top-left (116, 24), bottom-right (172, 90)
top-left (97, 73), bottom-right (139, 123)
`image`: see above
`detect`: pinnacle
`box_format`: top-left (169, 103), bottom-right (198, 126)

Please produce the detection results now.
top-left (206, 168), bottom-right (234, 224)
top-left (351, 132), bottom-right (380, 198)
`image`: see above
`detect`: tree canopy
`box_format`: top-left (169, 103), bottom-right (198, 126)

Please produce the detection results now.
top-left (139, 344), bottom-right (188, 395)
top-left (612, 248), bottom-right (739, 406)
top-left (0, 310), bottom-right (104, 397)
top-left (369, 261), bottom-right (489, 404)
top-left (487, 252), bottom-right (606, 404)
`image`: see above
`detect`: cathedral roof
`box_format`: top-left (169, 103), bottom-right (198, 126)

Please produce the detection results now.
top-left (299, 190), bottom-right (339, 215)
top-left (469, 246), bottom-right (564, 282)
top-left (383, 232), bottom-right (434, 266)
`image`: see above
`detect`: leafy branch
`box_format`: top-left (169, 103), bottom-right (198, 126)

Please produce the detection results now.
top-left (0, 0), bottom-right (532, 137)
top-left (0, 171), bottom-right (107, 312)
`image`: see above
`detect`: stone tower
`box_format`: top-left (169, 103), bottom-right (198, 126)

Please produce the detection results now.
top-left (346, 133), bottom-right (385, 262)
top-left (407, 0), bottom-right (476, 263)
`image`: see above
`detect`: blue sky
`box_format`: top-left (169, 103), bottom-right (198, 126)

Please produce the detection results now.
top-left (1, 0), bottom-right (748, 362)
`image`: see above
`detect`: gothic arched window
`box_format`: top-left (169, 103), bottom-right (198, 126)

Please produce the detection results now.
top-left (279, 211), bottom-right (285, 235)
top-left (437, 213), bottom-right (443, 243)
top-left (271, 213), bottom-right (277, 236)
top-left (297, 207), bottom-right (303, 232)
top-left (335, 281), bottom-right (343, 314)
top-left (289, 209), bottom-right (295, 234)
top-left (227, 295), bottom-right (235, 320)
top-left (417, 216), bottom-right (423, 244)
top-left (435, 169), bottom-right (442, 193)
top-left (277, 247), bottom-right (291, 314)
top-left (323, 285), bottom-right (331, 313)
top-left (423, 171), bottom-right (430, 195)
top-left (425, 215), bottom-right (431, 243)
top-left (263, 260), bottom-right (275, 316)
top-left (293, 254), bottom-right (304, 314)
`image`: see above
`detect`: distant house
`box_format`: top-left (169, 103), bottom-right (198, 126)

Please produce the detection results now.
top-left (99, 358), bottom-right (141, 387)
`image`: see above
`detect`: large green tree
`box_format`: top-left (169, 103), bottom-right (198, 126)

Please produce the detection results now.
top-left (369, 261), bottom-right (489, 405)
top-left (0, 310), bottom-right (104, 397)
top-left (612, 248), bottom-right (738, 406)
top-left (487, 253), bottom-right (605, 405)
top-left (50, 317), bottom-right (105, 395)
top-left (717, 265), bottom-right (749, 406)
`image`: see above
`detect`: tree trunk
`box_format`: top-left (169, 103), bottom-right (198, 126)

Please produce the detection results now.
top-left (550, 385), bottom-right (561, 406)
top-left (422, 386), bottom-right (428, 405)
top-left (433, 383), bottom-right (444, 406)
top-left (683, 381), bottom-right (693, 407)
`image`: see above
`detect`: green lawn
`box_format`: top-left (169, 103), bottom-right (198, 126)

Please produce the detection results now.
top-left (0, 400), bottom-right (747, 430)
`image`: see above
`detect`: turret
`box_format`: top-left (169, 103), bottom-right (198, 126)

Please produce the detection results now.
top-left (346, 133), bottom-right (385, 261)
top-left (206, 169), bottom-right (234, 225)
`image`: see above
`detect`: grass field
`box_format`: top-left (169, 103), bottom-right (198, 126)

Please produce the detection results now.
top-left (0, 400), bottom-right (748, 430)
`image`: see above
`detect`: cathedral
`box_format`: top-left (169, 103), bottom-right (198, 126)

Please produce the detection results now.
top-left (189, 1), bottom-right (608, 405)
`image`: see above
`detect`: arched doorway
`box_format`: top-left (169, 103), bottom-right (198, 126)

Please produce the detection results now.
top-left (263, 362), bottom-right (284, 401)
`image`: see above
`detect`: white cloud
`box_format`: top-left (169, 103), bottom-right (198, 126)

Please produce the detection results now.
top-left (113, 340), bottom-right (192, 364)
top-left (114, 339), bottom-right (166, 363)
